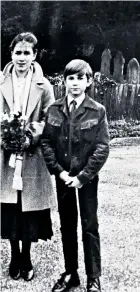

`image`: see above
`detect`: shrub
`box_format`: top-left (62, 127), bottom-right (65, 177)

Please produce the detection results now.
top-left (109, 119), bottom-right (140, 139)
top-left (45, 74), bottom-right (64, 85)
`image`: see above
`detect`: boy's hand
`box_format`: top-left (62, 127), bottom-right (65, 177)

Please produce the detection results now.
top-left (65, 176), bottom-right (83, 188)
top-left (59, 171), bottom-right (70, 182)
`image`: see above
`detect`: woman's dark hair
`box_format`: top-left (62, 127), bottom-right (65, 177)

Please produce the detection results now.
top-left (9, 32), bottom-right (38, 53)
top-left (64, 59), bottom-right (93, 81)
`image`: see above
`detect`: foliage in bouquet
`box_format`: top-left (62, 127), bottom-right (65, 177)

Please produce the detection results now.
top-left (1, 111), bottom-right (31, 153)
top-left (109, 119), bottom-right (140, 140)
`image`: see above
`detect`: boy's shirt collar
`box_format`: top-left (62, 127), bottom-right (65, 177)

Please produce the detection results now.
top-left (67, 93), bottom-right (85, 109)
top-left (53, 94), bottom-right (99, 112)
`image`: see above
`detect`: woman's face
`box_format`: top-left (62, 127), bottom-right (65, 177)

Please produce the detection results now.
top-left (11, 41), bottom-right (36, 75)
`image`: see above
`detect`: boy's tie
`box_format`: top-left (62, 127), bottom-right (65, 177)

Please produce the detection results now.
top-left (69, 99), bottom-right (77, 117)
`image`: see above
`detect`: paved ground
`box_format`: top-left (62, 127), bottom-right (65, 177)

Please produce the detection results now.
top-left (1, 138), bottom-right (140, 292)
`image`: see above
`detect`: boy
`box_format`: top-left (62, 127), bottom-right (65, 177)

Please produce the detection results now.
top-left (41, 59), bottom-right (109, 292)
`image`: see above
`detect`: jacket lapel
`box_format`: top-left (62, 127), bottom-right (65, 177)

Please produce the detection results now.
top-left (55, 97), bottom-right (69, 118)
top-left (75, 94), bottom-right (98, 119)
top-left (75, 104), bottom-right (86, 118)
top-left (0, 76), bottom-right (14, 111)
top-left (61, 102), bottom-right (69, 118)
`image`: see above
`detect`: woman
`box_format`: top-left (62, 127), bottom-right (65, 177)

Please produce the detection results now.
top-left (0, 32), bottom-right (56, 281)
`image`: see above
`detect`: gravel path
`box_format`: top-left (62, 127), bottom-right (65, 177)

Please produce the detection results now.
top-left (1, 139), bottom-right (140, 292)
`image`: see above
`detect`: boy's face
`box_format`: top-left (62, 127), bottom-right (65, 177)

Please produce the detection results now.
top-left (65, 73), bottom-right (92, 98)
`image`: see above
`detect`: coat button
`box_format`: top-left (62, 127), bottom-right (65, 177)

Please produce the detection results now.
top-left (65, 153), bottom-right (67, 157)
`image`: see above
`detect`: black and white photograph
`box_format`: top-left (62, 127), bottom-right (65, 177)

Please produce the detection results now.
top-left (0, 1), bottom-right (140, 292)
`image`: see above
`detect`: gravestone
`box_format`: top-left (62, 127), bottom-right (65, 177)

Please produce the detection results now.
top-left (100, 49), bottom-right (112, 77)
top-left (127, 58), bottom-right (140, 84)
top-left (113, 51), bottom-right (125, 82)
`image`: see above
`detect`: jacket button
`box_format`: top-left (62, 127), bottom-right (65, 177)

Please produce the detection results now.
top-left (65, 153), bottom-right (67, 157)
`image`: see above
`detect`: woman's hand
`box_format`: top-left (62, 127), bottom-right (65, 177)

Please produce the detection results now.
top-left (21, 136), bottom-right (31, 151)
top-left (26, 121), bottom-right (44, 138)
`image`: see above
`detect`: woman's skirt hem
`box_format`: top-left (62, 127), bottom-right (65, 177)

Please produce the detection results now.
top-left (1, 196), bottom-right (53, 242)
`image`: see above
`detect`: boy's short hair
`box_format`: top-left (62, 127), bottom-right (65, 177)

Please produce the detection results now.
top-left (64, 59), bottom-right (93, 81)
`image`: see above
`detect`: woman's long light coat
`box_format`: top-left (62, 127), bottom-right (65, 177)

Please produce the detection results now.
top-left (0, 61), bottom-right (56, 211)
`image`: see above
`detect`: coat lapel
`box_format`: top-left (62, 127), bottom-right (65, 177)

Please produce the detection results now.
top-left (0, 76), bottom-right (44, 119)
top-left (1, 61), bottom-right (45, 120)
top-left (25, 62), bottom-right (45, 121)
top-left (0, 76), bottom-right (14, 111)
top-left (25, 81), bottom-right (44, 120)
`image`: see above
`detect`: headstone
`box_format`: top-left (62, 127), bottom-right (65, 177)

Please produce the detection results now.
top-left (113, 51), bottom-right (125, 82)
top-left (100, 49), bottom-right (112, 77)
top-left (127, 58), bottom-right (140, 84)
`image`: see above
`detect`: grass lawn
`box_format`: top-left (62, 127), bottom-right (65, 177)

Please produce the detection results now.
top-left (1, 139), bottom-right (140, 292)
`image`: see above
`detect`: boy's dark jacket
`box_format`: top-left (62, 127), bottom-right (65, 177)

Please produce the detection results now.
top-left (41, 94), bottom-right (110, 184)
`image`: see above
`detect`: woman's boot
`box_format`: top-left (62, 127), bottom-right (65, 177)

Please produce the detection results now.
top-left (9, 240), bottom-right (20, 280)
top-left (21, 241), bottom-right (34, 281)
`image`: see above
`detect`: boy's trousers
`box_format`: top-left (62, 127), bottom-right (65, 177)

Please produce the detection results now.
top-left (55, 175), bottom-right (101, 279)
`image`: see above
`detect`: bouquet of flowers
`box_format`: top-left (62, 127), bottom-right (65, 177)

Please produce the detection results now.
top-left (1, 111), bottom-right (31, 153)
top-left (1, 111), bottom-right (31, 190)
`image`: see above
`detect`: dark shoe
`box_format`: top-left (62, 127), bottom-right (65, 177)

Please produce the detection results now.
top-left (52, 272), bottom-right (80, 292)
top-left (9, 256), bottom-right (20, 280)
top-left (87, 278), bottom-right (101, 292)
top-left (20, 256), bottom-right (34, 281)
